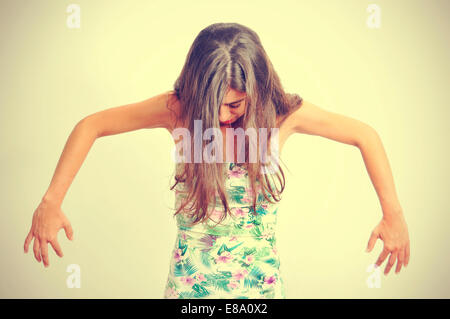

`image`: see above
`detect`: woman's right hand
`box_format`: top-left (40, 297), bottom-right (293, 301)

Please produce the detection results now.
top-left (24, 200), bottom-right (74, 268)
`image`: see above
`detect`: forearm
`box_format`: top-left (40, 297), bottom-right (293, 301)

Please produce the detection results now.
top-left (42, 119), bottom-right (98, 207)
top-left (356, 127), bottom-right (403, 219)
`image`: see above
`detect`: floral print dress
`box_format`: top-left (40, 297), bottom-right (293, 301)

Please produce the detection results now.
top-left (164, 161), bottom-right (285, 299)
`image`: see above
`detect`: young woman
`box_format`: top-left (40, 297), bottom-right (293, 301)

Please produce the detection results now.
top-left (23, 22), bottom-right (410, 298)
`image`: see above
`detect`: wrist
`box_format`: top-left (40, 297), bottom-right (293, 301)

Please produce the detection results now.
top-left (42, 193), bottom-right (62, 207)
top-left (382, 205), bottom-right (403, 220)
top-left (380, 196), bottom-right (402, 213)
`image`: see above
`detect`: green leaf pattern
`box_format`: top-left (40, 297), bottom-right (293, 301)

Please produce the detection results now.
top-left (164, 162), bottom-right (285, 298)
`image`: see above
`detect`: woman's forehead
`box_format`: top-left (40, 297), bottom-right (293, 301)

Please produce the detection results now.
top-left (224, 88), bottom-right (247, 104)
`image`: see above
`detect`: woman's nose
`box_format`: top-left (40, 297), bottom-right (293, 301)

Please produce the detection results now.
top-left (219, 106), bottom-right (232, 122)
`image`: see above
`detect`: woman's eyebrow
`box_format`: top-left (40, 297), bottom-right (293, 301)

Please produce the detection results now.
top-left (223, 97), bottom-right (246, 106)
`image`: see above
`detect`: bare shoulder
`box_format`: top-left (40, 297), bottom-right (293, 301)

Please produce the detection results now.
top-left (279, 100), bottom-right (309, 133)
top-left (275, 98), bottom-right (306, 135)
top-left (280, 99), bottom-right (342, 133)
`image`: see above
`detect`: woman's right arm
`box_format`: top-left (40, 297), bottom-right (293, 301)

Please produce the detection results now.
top-left (24, 90), bottom-right (176, 268)
top-left (42, 90), bottom-right (176, 205)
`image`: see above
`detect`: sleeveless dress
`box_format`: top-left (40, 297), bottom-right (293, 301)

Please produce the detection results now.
top-left (163, 160), bottom-right (285, 299)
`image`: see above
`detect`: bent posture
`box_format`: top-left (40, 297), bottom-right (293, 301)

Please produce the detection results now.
top-left (24, 23), bottom-right (409, 299)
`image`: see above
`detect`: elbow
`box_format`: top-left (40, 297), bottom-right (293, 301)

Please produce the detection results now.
top-left (76, 116), bottom-right (100, 139)
top-left (355, 124), bottom-right (379, 149)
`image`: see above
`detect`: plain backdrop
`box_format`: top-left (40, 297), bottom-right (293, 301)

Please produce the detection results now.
top-left (1, 0), bottom-right (449, 298)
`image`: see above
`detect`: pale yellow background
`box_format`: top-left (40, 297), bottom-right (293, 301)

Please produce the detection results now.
top-left (1, 0), bottom-right (449, 298)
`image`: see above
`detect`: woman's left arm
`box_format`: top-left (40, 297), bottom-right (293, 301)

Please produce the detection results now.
top-left (286, 100), bottom-right (410, 275)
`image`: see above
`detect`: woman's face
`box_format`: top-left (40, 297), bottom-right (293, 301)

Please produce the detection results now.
top-left (219, 88), bottom-right (247, 126)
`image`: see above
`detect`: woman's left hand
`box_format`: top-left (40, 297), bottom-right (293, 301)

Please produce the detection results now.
top-left (366, 211), bottom-right (410, 275)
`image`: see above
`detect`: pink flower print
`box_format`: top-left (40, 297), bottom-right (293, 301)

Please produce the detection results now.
top-left (173, 248), bottom-right (184, 263)
top-left (216, 251), bottom-right (232, 264)
top-left (233, 269), bottom-right (249, 281)
top-left (209, 209), bottom-right (225, 222)
top-left (233, 208), bottom-right (247, 218)
top-left (200, 234), bottom-right (216, 248)
top-left (196, 273), bottom-right (206, 283)
top-left (180, 276), bottom-right (195, 286)
top-left (242, 187), bottom-right (259, 203)
top-left (245, 223), bottom-right (255, 229)
top-left (229, 236), bottom-right (237, 242)
top-left (227, 280), bottom-right (240, 289)
top-left (264, 276), bottom-right (276, 285)
top-left (260, 230), bottom-right (272, 240)
top-left (244, 254), bottom-right (254, 264)
top-left (180, 232), bottom-right (187, 241)
top-left (260, 203), bottom-right (268, 210)
top-left (272, 247), bottom-right (278, 254)
top-left (228, 166), bottom-right (245, 178)
top-left (165, 287), bottom-right (179, 299)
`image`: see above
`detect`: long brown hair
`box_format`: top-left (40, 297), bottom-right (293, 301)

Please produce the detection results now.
top-left (167, 22), bottom-right (303, 226)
